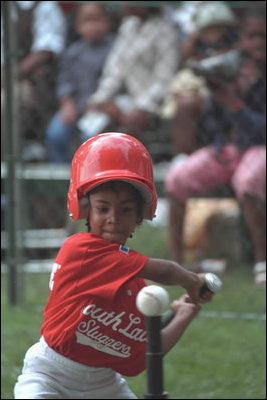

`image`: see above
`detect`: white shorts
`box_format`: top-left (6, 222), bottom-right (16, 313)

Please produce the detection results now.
top-left (14, 337), bottom-right (137, 399)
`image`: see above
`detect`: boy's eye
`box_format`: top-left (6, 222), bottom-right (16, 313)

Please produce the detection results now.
top-left (97, 207), bottom-right (109, 213)
top-left (94, 205), bottom-right (136, 214)
top-left (122, 207), bottom-right (134, 213)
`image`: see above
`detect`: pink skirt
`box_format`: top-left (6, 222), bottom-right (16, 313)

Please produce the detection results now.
top-left (165, 145), bottom-right (266, 202)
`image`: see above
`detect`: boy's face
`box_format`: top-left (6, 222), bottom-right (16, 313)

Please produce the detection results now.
top-left (88, 183), bottom-right (140, 245)
top-left (76, 4), bottom-right (111, 42)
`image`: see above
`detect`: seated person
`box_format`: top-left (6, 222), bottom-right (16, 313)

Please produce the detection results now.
top-left (162, 0), bottom-right (239, 154)
top-left (1, 1), bottom-right (67, 161)
top-left (163, 2), bottom-right (266, 285)
top-left (86, 4), bottom-right (179, 140)
top-left (45, 2), bottom-right (116, 163)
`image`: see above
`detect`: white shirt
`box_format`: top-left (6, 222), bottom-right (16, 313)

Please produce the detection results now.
top-left (18, 1), bottom-right (66, 54)
top-left (90, 15), bottom-right (180, 114)
top-left (2, 1), bottom-right (66, 65)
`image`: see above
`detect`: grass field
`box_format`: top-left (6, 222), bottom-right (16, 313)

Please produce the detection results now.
top-left (1, 223), bottom-right (266, 399)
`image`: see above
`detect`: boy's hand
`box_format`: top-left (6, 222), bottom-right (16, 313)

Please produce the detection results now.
top-left (170, 294), bottom-right (201, 318)
top-left (187, 273), bottom-right (218, 303)
top-left (87, 102), bottom-right (122, 122)
top-left (60, 98), bottom-right (78, 125)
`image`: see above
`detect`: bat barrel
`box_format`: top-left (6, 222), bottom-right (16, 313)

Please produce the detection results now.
top-left (144, 316), bottom-right (168, 399)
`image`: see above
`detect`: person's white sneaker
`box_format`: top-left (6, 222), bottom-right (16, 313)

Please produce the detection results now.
top-left (254, 261), bottom-right (266, 286)
top-left (199, 259), bottom-right (227, 275)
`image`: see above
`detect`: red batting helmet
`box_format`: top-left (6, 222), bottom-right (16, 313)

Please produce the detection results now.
top-left (67, 132), bottom-right (157, 220)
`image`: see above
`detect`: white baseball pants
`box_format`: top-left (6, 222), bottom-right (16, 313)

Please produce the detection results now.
top-left (14, 337), bottom-right (137, 399)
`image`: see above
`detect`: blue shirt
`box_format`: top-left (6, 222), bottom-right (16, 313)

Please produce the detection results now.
top-left (56, 34), bottom-right (116, 113)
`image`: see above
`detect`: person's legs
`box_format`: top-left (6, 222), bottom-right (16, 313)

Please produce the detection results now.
top-left (239, 195), bottom-right (266, 261)
top-left (45, 113), bottom-right (76, 163)
top-left (97, 374), bottom-right (137, 399)
top-left (232, 146), bottom-right (266, 283)
top-left (14, 338), bottom-right (137, 399)
top-left (14, 342), bottom-right (63, 399)
top-left (165, 145), bottom-right (239, 263)
top-left (168, 196), bottom-right (186, 263)
top-left (14, 373), bottom-right (64, 399)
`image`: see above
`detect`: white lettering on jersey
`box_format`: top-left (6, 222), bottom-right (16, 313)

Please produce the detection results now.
top-left (76, 303), bottom-right (147, 358)
top-left (76, 320), bottom-right (131, 358)
top-left (49, 263), bottom-right (61, 291)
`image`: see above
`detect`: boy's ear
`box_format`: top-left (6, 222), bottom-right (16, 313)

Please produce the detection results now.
top-left (79, 197), bottom-right (90, 219)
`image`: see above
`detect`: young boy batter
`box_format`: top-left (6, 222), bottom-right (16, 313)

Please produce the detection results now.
top-left (14, 133), bottom-right (213, 399)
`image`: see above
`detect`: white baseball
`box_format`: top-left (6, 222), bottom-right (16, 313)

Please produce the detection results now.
top-left (136, 285), bottom-right (170, 316)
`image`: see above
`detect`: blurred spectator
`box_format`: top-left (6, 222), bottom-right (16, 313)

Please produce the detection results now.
top-left (85, 4), bottom-right (179, 140)
top-left (1, 1), bottom-right (67, 161)
top-left (163, 2), bottom-right (266, 285)
top-left (164, 1), bottom-right (207, 43)
top-left (162, 0), bottom-right (239, 154)
top-left (45, 2), bottom-right (116, 163)
top-left (16, 2), bottom-right (66, 160)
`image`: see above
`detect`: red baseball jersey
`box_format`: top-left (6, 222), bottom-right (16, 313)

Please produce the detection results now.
top-left (41, 232), bottom-right (149, 376)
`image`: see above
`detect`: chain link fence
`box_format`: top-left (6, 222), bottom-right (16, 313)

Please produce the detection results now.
top-left (1, 1), bottom-right (265, 304)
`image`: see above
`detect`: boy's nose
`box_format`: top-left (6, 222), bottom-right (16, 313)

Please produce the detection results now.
top-left (107, 210), bottom-right (120, 223)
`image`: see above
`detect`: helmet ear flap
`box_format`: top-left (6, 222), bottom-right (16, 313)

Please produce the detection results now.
top-left (68, 183), bottom-right (89, 220)
top-left (67, 181), bottom-right (80, 220)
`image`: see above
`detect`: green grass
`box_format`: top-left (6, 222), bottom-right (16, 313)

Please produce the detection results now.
top-left (1, 222), bottom-right (266, 399)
